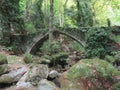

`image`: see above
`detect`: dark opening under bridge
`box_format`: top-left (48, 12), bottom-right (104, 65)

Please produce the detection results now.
top-left (26, 28), bottom-right (88, 54)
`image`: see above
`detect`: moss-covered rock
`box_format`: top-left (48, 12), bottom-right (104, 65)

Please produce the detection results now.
top-left (25, 64), bottom-right (49, 86)
top-left (105, 55), bottom-right (115, 64)
top-left (67, 58), bottom-right (120, 90)
top-left (24, 53), bottom-right (34, 64)
top-left (112, 82), bottom-right (120, 90)
top-left (0, 53), bottom-right (8, 64)
top-left (0, 64), bottom-right (8, 75)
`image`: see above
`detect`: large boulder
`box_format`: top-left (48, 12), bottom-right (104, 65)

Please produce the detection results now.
top-left (48, 70), bottom-right (60, 79)
top-left (21, 64), bottom-right (49, 86)
top-left (38, 79), bottom-right (59, 90)
top-left (0, 67), bottom-right (28, 84)
top-left (17, 72), bottom-right (37, 90)
top-left (16, 82), bottom-right (37, 90)
top-left (60, 58), bottom-right (120, 90)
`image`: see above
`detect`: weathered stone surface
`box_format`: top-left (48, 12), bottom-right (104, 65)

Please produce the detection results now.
top-left (0, 67), bottom-right (27, 83)
top-left (48, 70), bottom-right (59, 79)
top-left (25, 64), bottom-right (49, 86)
top-left (16, 72), bottom-right (34, 89)
top-left (16, 82), bottom-right (37, 90)
top-left (38, 79), bottom-right (59, 90)
top-left (0, 64), bottom-right (8, 75)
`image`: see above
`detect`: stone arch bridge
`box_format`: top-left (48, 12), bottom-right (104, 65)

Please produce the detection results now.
top-left (26, 26), bottom-right (120, 54)
top-left (26, 27), bottom-right (88, 54)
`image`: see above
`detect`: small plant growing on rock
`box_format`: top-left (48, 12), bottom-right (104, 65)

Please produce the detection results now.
top-left (24, 53), bottom-right (34, 64)
top-left (0, 53), bottom-right (8, 64)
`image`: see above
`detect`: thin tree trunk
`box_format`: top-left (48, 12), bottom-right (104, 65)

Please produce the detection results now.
top-left (63, 0), bottom-right (68, 27)
top-left (49, 0), bottom-right (54, 41)
top-left (0, 0), bottom-right (3, 5)
top-left (44, 0), bottom-right (47, 28)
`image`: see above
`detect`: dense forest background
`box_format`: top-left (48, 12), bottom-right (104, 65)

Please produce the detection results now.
top-left (0, 0), bottom-right (120, 33)
top-left (0, 0), bottom-right (120, 90)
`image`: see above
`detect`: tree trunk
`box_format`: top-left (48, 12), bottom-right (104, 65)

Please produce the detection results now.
top-left (44, 0), bottom-right (47, 28)
top-left (49, 0), bottom-right (54, 41)
top-left (0, 0), bottom-right (3, 5)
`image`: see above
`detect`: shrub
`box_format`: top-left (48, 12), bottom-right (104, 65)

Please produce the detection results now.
top-left (69, 41), bottom-right (85, 51)
top-left (39, 40), bottom-right (68, 67)
top-left (40, 40), bottom-right (61, 55)
top-left (24, 53), bottom-right (34, 64)
top-left (114, 51), bottom-right (120, 66)
top-left (105, 55), bottom-right (115, 64)
top-left (85, 28), bottom-right (115, 58)
top-left (25, 22), bottom-right (37, 33)
top-left (0, 53), bottom-right (8, 64)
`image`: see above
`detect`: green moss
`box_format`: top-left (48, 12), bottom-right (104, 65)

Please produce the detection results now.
top-left (0, 64), bottom-right (8, 75)
top-left (105, 55), bottom-right (115, 64)
top-left (7, 55), bottom-right (23, 64)
top-left (51, 52), bottom-right (68, 62)
top-left (115, 35), bottom-right (120, 42)
top-left (24, 53), bottom-right (34, 64)
top-left (0, 53), bottom-right (8, 64)
top-left (115, 51), bottom-right (120, 61)
top-left (68, 58), bottom-right (120, 81)
top-left (113, 82), bottom-right (120, 90)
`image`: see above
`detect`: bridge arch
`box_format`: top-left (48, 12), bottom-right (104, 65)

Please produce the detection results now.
top-left (26, 30), bottom-right (85, 54)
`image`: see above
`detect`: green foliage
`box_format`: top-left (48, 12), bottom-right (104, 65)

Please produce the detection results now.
top-left (115, 51), bottom-right (120, 60)
top-left (0, 0), bottom-right (25, 33)
top-left (114, 35), bottom-right (120, 42)
top-left (76, 0), bottom-right (93, 27)
top-left (41, 52), bottom-right (68, 66)
top-left (85, 28), bottom-right (114, 58)
top-left (114, 51), bottom-right (120, 66)
top-left (19, 0), bottom-right (25, 15)
top-left (0, 54), bottom-right (8, 64)
top-left (2, 46), bottom-right (14, 52)
top-left (40, 40), bottom-right (62, 55)
top-left (50, 52), bottom-right (68, 65)
top-left (112, 82), bottom-right (120, 90)
top-left (25, 22), bottom-right (37, 33)
top-left (25, 0), bottom-right (44, 29)
top-left (105, 55), bottom-right (115, 64)
top-left (40, 40), bottom-right (68, 67)
top-left (69, 41), bottom-right (85, 51)
top-left (24, 53), bottom-right (34, 64)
